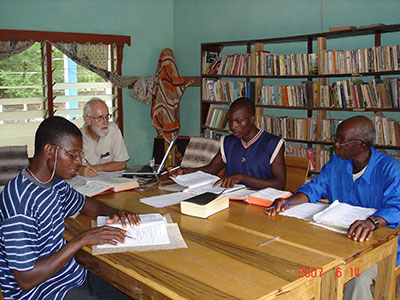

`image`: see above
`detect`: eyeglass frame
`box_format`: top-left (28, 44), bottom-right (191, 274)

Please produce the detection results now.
top-left (86, 113), bottom-right (112, 122)
top-left (333, 137), bottom-right (364, 148)
top-left (56, 146), bottom-right (85, 160)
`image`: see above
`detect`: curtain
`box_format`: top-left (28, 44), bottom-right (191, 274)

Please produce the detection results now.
top-left (151, 48), bottom-right (186, 142)
top-left (50, 41), bottom-right (139, 88)
top-left (0, 40), bottom-right (35, 61)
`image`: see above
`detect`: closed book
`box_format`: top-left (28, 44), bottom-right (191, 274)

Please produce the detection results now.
top-left (180, 193), bottom-right (229, 218)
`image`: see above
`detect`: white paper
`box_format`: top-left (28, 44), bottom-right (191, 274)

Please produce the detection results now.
top-left (312, 200), bottom-right (377, 230)
top-left (280, 202), bottom-right (329, 220)
top-left (170, 171), bottom-right (220, 189)
top-left (246, 187), bottom-right (292, 200)
top-left (224, 188), bottom-right (254, 199)
top-left (96, 213), bottom-right (170, 248)
top-left (140, 192), bottom-right (196, 208)
top-left (184, 183), bottom-right (246, 195)
top-left (66, 171), bottom-right (137, 197)
top-left (159, 183), bottom-right (186, 192)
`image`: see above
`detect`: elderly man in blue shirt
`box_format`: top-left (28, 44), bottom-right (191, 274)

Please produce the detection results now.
top-left (266, 115), bottom-right (400, 300)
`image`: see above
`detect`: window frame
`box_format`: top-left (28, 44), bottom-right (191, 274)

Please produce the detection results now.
top-left (0, 29), bottom-right (131, 133)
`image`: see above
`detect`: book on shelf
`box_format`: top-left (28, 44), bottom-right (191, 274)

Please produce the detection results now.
top-left (66, 171), bottom-right (139, 197)
top-left (280, 200), bottom-right (377, 234)
top-left (202, 51), bottom-right (219, 74)
top-left (329, 25), bottom-right (357, 32)
top-left (180, 192), bottom-right (229, 218)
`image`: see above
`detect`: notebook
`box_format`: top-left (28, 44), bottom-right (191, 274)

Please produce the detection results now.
top-left (123, 137), bottom-right (176, 177)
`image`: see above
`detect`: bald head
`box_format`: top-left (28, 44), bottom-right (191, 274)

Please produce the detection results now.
top-left (338, 116), bottom-right (376, 147)
top-left (229, 97), bottom-right (255, 116)
top-left (83, 97), bottom-right (107, 118)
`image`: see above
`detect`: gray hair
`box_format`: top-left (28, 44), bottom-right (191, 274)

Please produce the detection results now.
top-left (83, 97), bottom-right (105, 117)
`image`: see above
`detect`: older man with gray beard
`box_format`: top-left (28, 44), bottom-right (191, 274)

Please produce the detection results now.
top-left (79, 98), bottom-right (129, 177)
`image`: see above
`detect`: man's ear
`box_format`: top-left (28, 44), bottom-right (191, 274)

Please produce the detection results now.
top-left (43, 143), bottom-right (55, 159)
top-left (250, 115), bottom-right (255, 124)
top-left (83, 115), bottom-right (91, 125)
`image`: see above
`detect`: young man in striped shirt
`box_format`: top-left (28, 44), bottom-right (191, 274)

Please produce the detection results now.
top-left (0, 116), bottom-right (140, 300)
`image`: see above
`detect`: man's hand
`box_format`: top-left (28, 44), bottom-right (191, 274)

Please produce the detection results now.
top-left (79, 165), bottom-right (99, 177)
top-left (78, 225), bottom-right (131, 246)
top-left (167, 166), bottom-right (184, 177)
top-left (347, 220), bottom-right (375, 242)
top-left (265, 198), bottom-right (291, 216)
top-left (107, 209), bottom-right (141, 228)
top-left (214, 174), bottom-right (243, 188)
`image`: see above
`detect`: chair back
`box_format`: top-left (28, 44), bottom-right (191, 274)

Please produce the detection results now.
top-left (180, 137), bottom-right (220, 168)
top-left (0, 145), bottom-right (29, 186)
top-left (284, 156), bottom-right (310, 193)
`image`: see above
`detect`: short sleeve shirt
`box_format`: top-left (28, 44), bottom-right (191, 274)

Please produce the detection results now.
top-left (0, 170), bottom-right (86, 299)
top-left (81, 122), bottom-right (129, 165)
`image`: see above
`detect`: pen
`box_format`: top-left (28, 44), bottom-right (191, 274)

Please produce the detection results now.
top-left (161, 166), bottom-right (181, 175)
top-left (266, 200), bottom-right (293, 210)
top-left (84, 158), bottom-right (91, 165)
top-left (125, 235), bottom-right (135, 239)
top-left (258, 235), bottom-right (280, 246)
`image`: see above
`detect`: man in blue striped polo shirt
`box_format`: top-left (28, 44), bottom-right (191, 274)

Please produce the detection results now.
top-left (0, 116), bottom-right (140, 300)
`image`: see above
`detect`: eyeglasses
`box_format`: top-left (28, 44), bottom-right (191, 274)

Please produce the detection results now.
top-left (57, 146), bottom-right (85, 160)
top-left (333, 138), bottom-right (363, 148)
top-left (88, 113), bottom-right (112, 122)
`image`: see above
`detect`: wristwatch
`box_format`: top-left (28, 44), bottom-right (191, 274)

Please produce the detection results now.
top-left (368, 216), bottom-right (380, 231)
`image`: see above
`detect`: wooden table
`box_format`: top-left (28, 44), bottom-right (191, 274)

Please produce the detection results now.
top-left (210, 200), bottom-right (399, 299)
top-left (64, 185), bottom-right (399, 300)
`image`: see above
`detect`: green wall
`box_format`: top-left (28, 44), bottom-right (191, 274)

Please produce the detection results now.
top-left (1, 0), bottom-right (400, 163)
top-left (0, 0), bottom-right (174, 165)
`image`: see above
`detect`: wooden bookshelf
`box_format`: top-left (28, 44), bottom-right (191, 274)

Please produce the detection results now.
top-left (200, 24), bottom-right (400, 172)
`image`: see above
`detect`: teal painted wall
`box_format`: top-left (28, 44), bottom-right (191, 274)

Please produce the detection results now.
top-left (174, 0), bottom-right (400, 138)
top-left (1, 0), bottom-right (400, 163)
top-left (0, 0), bottom-right (174, 165)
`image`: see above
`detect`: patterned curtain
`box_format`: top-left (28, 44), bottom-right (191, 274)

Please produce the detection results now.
top-left (0, 40), bottom-right (35, 61)
top-left (50, 41), bottom-right (139, 88)
top-left (151, 48), bottom-right (186, 142)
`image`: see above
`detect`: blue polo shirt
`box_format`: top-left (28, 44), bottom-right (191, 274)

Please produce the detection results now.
top-left (0, 170), bottom-right (86, 299)
top-left (297, 147), bottom-right (400, 265)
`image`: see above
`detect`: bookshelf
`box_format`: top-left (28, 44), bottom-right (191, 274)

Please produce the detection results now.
top-left (200, 24), bottom-right (400, 172)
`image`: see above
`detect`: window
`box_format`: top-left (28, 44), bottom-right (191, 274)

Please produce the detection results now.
top-left (0, 30), bottom-right (130, 156)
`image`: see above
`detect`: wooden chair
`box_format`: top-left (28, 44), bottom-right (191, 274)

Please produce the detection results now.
top-left (284, 156), bottom-right (310, 193)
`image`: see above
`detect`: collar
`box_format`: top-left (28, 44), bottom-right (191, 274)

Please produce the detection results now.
top-left (344, 147), bottom-right (376, 184)
top-left (241, 129), bottom-right (263, 149)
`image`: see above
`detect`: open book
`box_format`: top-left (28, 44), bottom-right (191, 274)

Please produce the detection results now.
top-left (67, 172), bottom-right (139, 197)
top-left (280, 200), bottom-right (377, 234)
top-left (92, 213), bottom-right (187, 254)
top-left (170, 171), bottom-right (245, 194)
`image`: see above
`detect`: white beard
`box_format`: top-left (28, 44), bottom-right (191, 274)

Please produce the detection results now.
top-left (92, 125), bottom-right (109, 137)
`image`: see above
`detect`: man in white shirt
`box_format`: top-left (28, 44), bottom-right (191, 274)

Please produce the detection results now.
top-left (79, 98), bottom-right (129, 177)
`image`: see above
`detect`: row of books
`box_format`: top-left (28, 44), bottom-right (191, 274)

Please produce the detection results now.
top-left (373, 114), bottom-right (400, 146)
top-left (204, 77), bottom-right (400, 109)
top-left (319, 78), bottom-right (400, 109)
top-left (204, 105), bottom-right (229, 130)
top-left (320, 45), bottom-right (400, 75)
top-left (257, 115), bottom-right (400, 146)
top-left (256, 115), bottom-right (319, 141)
top-left (202, 79), bottom-right (255, 103)
top-left (203, 50), bottom-right (318, 76)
